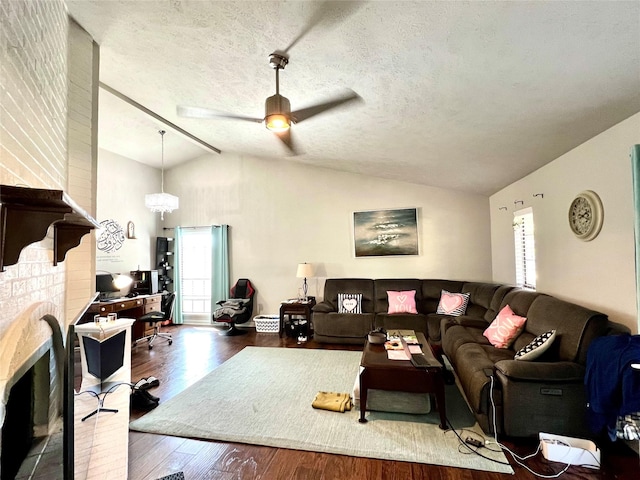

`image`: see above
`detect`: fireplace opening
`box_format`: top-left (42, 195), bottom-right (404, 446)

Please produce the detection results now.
top-left (1, 351), bottom-right (51, 480)
top-left (2, 365), bottom-right (35, 480)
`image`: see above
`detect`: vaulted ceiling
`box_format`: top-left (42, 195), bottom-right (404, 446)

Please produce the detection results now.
top-left (67, 0), bottom-right (640, 195)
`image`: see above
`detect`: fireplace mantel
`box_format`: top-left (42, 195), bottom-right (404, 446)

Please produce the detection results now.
top-left (0, 185), bottom-right (100, 271)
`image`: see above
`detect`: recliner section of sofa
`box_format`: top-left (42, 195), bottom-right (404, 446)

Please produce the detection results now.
top-left (312, 278), bottom-right (376, 344)
top-left (442, 289), bottom-right (611, 437)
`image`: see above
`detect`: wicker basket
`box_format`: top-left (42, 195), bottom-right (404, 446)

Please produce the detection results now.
top-left (254, 315), bottom-right (280, 333)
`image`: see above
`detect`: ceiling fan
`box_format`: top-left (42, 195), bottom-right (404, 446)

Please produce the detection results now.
top-left (176, 52), bottom-right (362, 155)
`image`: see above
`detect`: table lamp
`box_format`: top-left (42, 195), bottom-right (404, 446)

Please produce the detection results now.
top-left (296, 263), bottom-right (313, 301)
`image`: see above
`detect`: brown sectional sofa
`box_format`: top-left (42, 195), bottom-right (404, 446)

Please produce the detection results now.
top-left (312, 278), bottom-right (627, 438)
top-left (312, 278), bottom-right (511, 345)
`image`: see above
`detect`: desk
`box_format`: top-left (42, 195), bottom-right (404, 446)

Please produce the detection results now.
top-left (279, 299), bottom-right (316, 338)
top-left (83, 294), bottom-right (163, 341)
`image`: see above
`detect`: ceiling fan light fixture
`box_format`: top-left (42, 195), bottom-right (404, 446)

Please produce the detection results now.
top-left (265, 113), bottom-right (291, 132)
top-left (264, 93), bottom-right (292, 132)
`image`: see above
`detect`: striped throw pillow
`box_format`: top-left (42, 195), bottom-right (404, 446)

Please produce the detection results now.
top-left (436, 290), bottom-right (470, 316)
top-left (337, 293), bottom-right (363, 314)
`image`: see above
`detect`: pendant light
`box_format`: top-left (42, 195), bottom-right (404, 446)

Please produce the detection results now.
top-left (145, 130), bottom-right (179, 220)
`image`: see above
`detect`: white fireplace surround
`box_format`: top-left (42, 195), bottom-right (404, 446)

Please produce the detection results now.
top-left (0, 302), bottom-right (66, 468)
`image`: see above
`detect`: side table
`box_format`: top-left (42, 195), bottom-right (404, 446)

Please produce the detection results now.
top-left (279, 298), bottom-right (316, 339)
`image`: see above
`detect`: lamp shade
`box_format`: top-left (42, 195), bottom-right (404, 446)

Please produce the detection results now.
top-left (296, 263), bottom-right (313, 278)
top-left (112, 274), bottom-right (133, 289)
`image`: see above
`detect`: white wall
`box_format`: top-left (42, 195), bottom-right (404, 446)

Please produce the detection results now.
top-left (490, 112), bottom-right (640, 333)
top-left (164, 153), bottom-right (492, 316)
top-left (96, 148), bottom-right (160, 274)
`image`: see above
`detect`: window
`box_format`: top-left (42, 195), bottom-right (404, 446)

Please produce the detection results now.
top-left (179, 228), bottom-right (212, 324)
top-left (513, 208), bottom-right (536, 290)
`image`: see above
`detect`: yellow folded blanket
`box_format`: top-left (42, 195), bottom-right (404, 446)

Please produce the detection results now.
top-left (312, 391), bottom-right (352, 412)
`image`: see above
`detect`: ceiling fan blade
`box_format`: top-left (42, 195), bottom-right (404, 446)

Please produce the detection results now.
top-left (291, 90), bottom-right (362, 124)
top-left (275, 129), bottom-right (300, 156)
top-left (281, 1), bottom-right (365, 54)
top-left (177, 105), bottom-right (262, 123)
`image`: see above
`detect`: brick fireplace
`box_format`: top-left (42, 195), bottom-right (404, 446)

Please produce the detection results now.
top-left (0, 298), bottom-right (66, 479)
top-left (1, 2), bottom-right (100, 475)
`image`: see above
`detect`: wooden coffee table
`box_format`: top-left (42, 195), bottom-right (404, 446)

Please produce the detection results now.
top-left (359, 332), bottom-right (447, 429)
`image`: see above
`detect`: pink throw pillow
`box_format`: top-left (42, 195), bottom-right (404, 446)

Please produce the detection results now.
top-left (387, 290), bottom-right (418, 314)
top-left (483, 305), bottom-right (527, 348)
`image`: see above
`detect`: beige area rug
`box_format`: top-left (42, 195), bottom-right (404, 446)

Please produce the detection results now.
top-left (129, 347), bottom-right (513, 474)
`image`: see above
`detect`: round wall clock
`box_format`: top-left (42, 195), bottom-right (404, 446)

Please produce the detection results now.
top-left (568, 190), bottom-right (604, 241)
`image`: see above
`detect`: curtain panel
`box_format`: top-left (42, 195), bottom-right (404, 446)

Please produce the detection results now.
top-left (173, 226), bottom-right (184, 324)
top-left (210, 225), bottom-right (230, 317)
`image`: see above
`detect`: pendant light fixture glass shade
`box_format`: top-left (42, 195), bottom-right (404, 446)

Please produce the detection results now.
top-left (145, 130), bottom-right (179, 220)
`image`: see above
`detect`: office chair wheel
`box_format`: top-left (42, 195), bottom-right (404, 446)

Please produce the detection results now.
top-left (148, 344), bottom-right (153, 350)
top-left (169, 340), bottom-right (173, 345)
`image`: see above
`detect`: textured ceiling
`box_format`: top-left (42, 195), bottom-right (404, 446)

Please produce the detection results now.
top-left (68, 0), bottom-right (640, 195)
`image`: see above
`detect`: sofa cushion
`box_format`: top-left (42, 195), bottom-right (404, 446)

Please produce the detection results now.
top-left (499, 289), bottom-right (542, 318)
top-left (387, 290), bottom-right (418, 314)
top-left (374, 313), bottom-right (428, 335)
top-left (483, 305), bottom-right (527, 348)
top-left (525, 295), bottom-right (608, 364)
top-left (426, 313), bottom-right (452, 342)
top-left (442, 324), bottom-right (490, 361)
top-left (337, 293), bottom-right (362, 314)
top-left (436, 290), bottom-right (470, 316)
top-left (484, 284), bottom-right (517, 322)
top-left (461, 282), bottom-right (502, 319)
top-left (515, 330), bottom-right (557, 361)
top-left (312, 312), bottom-right (375, 340)
top-left (452, 342), bottom-right (514, 413)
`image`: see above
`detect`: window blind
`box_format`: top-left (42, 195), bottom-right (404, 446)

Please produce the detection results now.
top-left (513, 209), bottom-right (536, 290)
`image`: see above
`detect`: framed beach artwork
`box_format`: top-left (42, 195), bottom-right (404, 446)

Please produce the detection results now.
top-left (353, 208), bottom-right (419, 257)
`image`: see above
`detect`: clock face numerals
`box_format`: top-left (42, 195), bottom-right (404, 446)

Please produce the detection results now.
top-left (568, 191), bottom-right (603, 241)
top-left (569, 197), bottom-right (592, 235)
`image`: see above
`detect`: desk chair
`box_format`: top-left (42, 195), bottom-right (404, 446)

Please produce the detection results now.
top-left (135, 292), bottom-right (175, 349)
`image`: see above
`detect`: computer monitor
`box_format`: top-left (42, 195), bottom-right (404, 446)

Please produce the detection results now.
top-left (96, 273), bottom-right (119, 300)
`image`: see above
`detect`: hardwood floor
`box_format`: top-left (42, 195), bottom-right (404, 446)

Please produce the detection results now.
top-left (128, 325), bottom-right (639, 480)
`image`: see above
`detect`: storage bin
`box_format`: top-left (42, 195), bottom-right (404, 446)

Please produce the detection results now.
top-left (254, 315), bottom-right (280, 333)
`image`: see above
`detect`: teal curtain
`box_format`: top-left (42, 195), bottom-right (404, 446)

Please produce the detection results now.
top-left (632, 145), bottom-right (640, 330)
top-left (172, 226), bottom-right (184, 324)
top-left (210, 224), bottom-right (230, 316)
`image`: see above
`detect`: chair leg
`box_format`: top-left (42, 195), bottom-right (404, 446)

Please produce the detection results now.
top-left (219, 322), bottom-right (248, 336)
top-left (136, 322), bottom-right (173, 349)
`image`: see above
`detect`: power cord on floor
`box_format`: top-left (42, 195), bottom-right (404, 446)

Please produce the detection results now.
top-left (444, 417), bottom-right (511, 466)
top-left (486, 374), bottom-right (601, 477)
top-left (75, 382), bottom-right (133, 422)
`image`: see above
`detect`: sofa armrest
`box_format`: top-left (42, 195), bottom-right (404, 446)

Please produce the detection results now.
top-left (313, 301), bottom-right (335, 313)
top-left (494, 360), bottom-right (585, 383)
